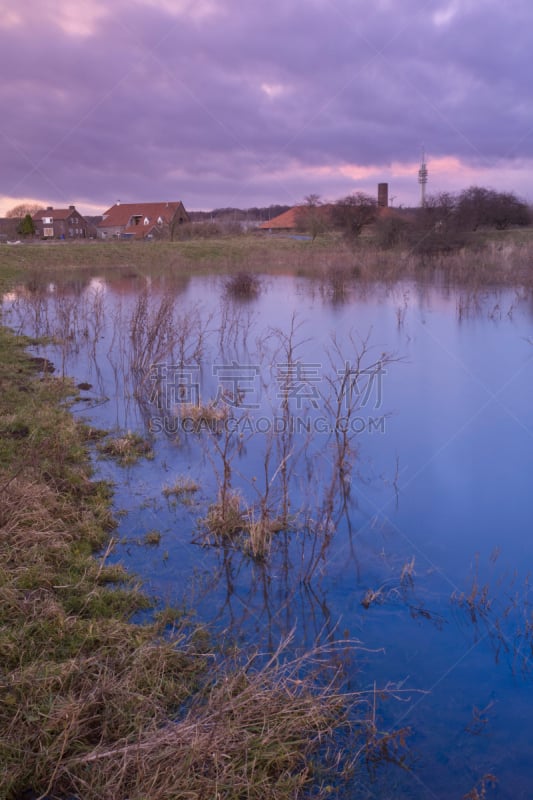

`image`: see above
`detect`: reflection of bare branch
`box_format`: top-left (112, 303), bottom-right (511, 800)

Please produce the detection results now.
top-left (129, 288), bottom-right (210, 421)
top-left (451, 554), bottom-right (533, 675)
top-left (303, 332), bottom-right (400, 582)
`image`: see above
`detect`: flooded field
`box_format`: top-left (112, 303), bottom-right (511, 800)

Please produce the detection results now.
top-left (4, 269), bottom-right (533, 798)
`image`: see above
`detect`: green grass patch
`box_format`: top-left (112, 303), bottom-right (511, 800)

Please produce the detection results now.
top-left (3, 228), bottom-right (533, 289)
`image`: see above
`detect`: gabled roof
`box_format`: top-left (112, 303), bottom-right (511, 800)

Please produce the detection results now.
top-left (99, 201), bottom-right (187, 228)
top-left (260, 203), bottom-right (414, 231)
top-left (121, 224), bottom-right (159, 240)
top-left (259, 205), bottom-right (333, 230)
top-left (259, 207), bottom-right (302, 230)
top-left (33, 207), bottom-right (83, 221)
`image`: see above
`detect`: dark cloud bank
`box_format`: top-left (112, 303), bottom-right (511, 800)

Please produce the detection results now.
top-left (1, 0), bottom-right (532, 212)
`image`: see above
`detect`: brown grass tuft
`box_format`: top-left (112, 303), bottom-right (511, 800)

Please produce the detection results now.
top-left (0, 324), bottom-right (368, 800)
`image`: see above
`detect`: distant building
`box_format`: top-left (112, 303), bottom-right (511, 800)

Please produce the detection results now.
top-left (259, 205), bottom-right (334, 232)
top-left (83, 216), bottom-right (103, 238)
top-left (260, 198), bottom-right (414, 237)
top-left (418, 150), bottom-right (428, 206)
top-left (378, 183), bottom-right (389, 208)
top-left (97, 201), bottom-right (189, 240)
top-left (33, 206), bottom-right (89, 239)
top-left (0, 217), bottom-right (20, 242)
top-left (261, 185), bottom-right (395, 233)
top-left (259, 207), bottom-right (303, 232)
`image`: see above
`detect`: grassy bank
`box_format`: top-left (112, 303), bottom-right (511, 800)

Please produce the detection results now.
top-left (0, 279), bottom-right (368, 797)
top-left (0, 236), bottom-right (321, 276)
top-left (1, 228), bottom-right (533, 286)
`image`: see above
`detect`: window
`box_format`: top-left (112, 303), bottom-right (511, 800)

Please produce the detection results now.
top-left (43, 217), bottom-right (52, 225)
top-left (43, 227), bottom-right (53, 237)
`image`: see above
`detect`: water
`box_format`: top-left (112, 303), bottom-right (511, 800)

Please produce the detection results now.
top-left (4, 271), bottom-right (533, 798)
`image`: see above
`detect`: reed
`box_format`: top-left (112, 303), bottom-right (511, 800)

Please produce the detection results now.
top-left (0, 323), bottom-right (379, 800)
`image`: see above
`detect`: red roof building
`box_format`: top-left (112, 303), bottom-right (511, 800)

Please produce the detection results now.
top-left (259, 207), bottom-right (302, 231)
top-left (97, 201), bottom-right (189, 240)
top-left (33, 206), bottom-right (89, 239)
top-left (260, 203), bottom-right (414, 234)
top-left (259, 205), bottom-right (334, 232)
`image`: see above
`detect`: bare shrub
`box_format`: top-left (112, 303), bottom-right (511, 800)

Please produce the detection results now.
top-left (224, 271), bottom-right (262, 300)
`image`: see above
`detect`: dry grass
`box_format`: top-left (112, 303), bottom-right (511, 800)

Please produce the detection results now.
top-left (199, 491), bottom-right (287, 562)
top-left (463, 773), bottom-right (498, 799)
top-left (50, 641), bottom-right (357, 800)
top-left (162, 474), bottom-right (200, 498)
top-left (179, 401), bottom-right (227, 421)
top-left (0, 324), bottom-right (371, 800)
top-left (177, 401), bottom-right (228, 432)
top-left (202, 490), bottom-right (246, 541)
top-left (97, 431), bottom-right (154, 465)
top-left (244, 511), bottom-right (286, 561)
top-left (143, 529), bottom-right (162, 545)
top-left (3, 229), bottom-right (533, 288)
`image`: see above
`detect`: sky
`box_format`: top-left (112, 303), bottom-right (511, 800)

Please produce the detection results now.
top-left (1, 0), bottom-right (532, 215)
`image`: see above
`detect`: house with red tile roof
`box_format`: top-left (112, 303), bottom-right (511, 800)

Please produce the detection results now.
top-left (260, 202), bottom-right (414, 235)
top-left (97, 201), bottom-right (189, 240)
top-left (259, 207), bottom-right (302, 231)
top-left (259, 205), bottom-right (334, 233)
top-left (33, 206), bottom-right (89, 239)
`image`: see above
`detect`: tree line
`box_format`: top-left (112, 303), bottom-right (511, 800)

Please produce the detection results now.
top-left (4, 188), bottom-right (530, 247)
top-left (295, 187), bottom-right (531, 248)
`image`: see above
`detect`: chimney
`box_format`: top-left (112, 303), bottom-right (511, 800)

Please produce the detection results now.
top-left (47, 206), bottom-right (53, 211)
top-left (377, 183), bottom-right (389, 208)
top-left (69, 205), bottom-right (75, 211)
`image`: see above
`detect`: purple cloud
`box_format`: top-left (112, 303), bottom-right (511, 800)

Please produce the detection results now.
top-left (1, 0), bottom-right (532, 213)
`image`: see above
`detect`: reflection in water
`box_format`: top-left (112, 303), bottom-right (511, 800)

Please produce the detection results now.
top-left (4, 272), bottom-right (533, 798)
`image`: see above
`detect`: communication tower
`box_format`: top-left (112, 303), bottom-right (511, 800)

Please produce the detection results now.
top-left (418, 148), bottom-right (428, 206)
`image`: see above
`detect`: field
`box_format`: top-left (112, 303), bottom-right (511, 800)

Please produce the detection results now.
top-left (1, 227), bottom-right (533, 286)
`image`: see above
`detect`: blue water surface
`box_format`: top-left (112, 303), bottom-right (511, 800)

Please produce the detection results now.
top-left (4, 272), bottom-right (533, 799)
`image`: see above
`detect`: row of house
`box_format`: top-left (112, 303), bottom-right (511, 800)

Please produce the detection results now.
top-left (0, 201), bottom-right (190, 242)
top-left (1, 184), bottom-right (399, 241)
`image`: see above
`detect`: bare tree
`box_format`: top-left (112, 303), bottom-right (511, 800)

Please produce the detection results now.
top-left (332, 192), bottom-right (377, 240)
top-left (295, 195), bottom-right (331, 242)
top-left (6, 203), bottom-right (44, 219)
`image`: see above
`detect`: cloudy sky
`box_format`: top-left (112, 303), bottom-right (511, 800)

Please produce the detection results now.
top-left (1, 0), bottom-right (532, 215)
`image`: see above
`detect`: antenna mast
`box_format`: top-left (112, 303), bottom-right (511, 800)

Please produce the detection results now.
top-left (418, 147), bottom-right (428, 206)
